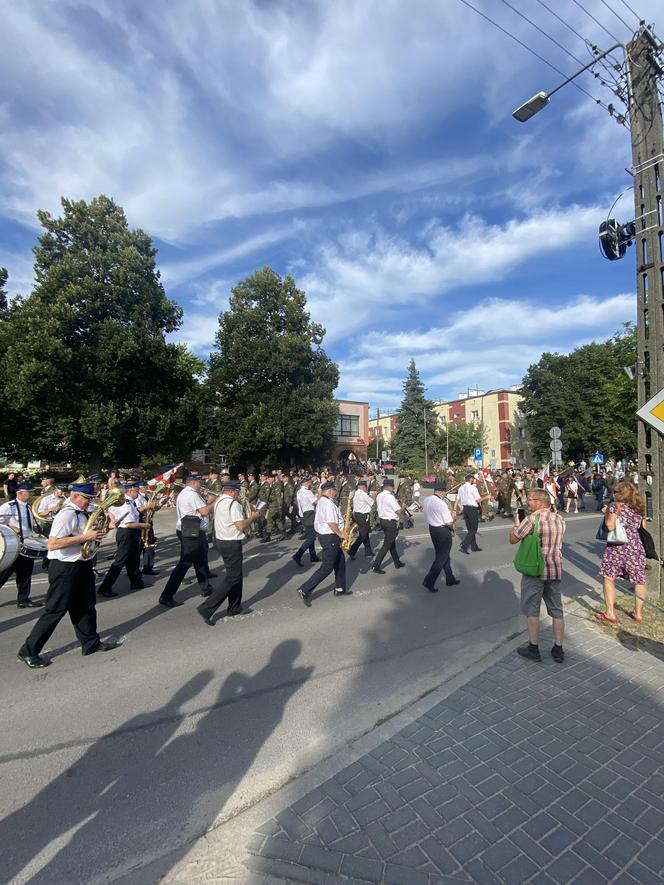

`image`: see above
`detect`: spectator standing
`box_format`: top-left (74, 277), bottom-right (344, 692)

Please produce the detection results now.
top-left (591, 473), bottom-right (606, 511)
top-left (597, 482), bottom-right (648, 623)
top-left (510, 488), bottom-right (567, 662)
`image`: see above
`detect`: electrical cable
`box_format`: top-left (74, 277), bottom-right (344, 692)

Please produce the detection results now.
top-left (616, 0), bottom-right (642, 24)
top-left (533, 0), bottom-right (593, 49)
top-left (498, 0), bottom-right (587, 66)
top-left (570, 0), bottom-right (622, 44)
top-left (456, 0), bottom-right (615, 115)
top-left (598, 0), bottom-right (633, 32)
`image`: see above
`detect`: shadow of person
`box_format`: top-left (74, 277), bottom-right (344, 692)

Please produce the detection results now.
top-left (616, 629), bottom-right (664, 662)
top-left (0, 641), bottom-right (313, 884)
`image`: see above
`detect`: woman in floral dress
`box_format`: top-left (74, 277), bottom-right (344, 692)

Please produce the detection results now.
top-left (597, 481), bottom-right (647, 622)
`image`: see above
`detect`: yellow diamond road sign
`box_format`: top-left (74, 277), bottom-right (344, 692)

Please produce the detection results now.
top-left (637, 387), bottom-right (664, 436)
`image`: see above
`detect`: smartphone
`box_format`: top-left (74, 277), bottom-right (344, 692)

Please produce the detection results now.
top-left (517, 507), bottom-right (526, 522)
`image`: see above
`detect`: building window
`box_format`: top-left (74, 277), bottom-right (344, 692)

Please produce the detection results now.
top-left (440, 415), bottom-right (446, 425)
top-left (518, 427), bottom-right (526, 439)
top-left (471, 410), bottom-right (480, 421)
top-left (336, 414), bottom-right (360, 437)
top-left (519, 449), bottom-right (526, 460)
top-left (491, 450), bottom-right (496, 458)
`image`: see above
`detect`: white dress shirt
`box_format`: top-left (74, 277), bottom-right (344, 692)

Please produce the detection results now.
top-left (423, 495), bottom-right (453, 527)
top-left (0, 499), bottom-right (35, 537)
top-left (109, 498), bottom-right (141, 528)
top-left (314, 495), bottom-right (344, 534)
top-left (176, 486), bottom-right (209, 531)
top-left (48, 503), bottom-right (90, 562)
top-left (213, 494), bottom-right (246, 541)
top-left (37, 493), bottom-right (62, 515)
top-left (376, 489), bottom-right (401, 520)
top-left (456, 482), bottom-right (481, 508)
top-left (352, 489), bottom-right (373, 514)
top-left (296, 487), bottom-right (316, 517)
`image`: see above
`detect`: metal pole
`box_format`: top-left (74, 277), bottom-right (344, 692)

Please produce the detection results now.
top-left (629, 27), bottom-right (664, 601)
top-left (424, 409), bottom-right (428, 474)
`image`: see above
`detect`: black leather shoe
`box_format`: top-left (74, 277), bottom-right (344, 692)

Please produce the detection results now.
top-left (159, 597), bottom-right (183, 608)
top-left (130, 581), bottom-right (146, 590)
top-left (446, 578), bottom-right (461, 586)
top-left (472, 547), bottom-right (482, 552)
top-left (460, 547), bottom-right (470, 555)
top-left (17, 599), bottom-right (44, 608)
top-left (517, 643), bottom-right (542, 662)
top-left (551, 645), bottom-right (565, 663)
top-left (394, 561), bottom-right (405, 569)
top-left (334, 587), bottom-right (352, 596)
top-left (372, 566), bottom-right (386, 574)
top-left (200, 587), bottom-right (212, 597)
top-left (17, 651), bottom-right (50, 668)
top-left (422, 580), bottom-right (436, 592)
top-left (207, 573), bottom-right (218, 579)
top-left (197, 608), bottom-right (214, 626)
top-left (97, 589), bottom-right (119, 598)
top-left (227, 606), bottom-right (251, 617)
top-left (298, 588), bottom-right (312, 607)
top-left (82, 640), bottom-right (121, 656)
top-left (291, 555), bottom-right (303, 567)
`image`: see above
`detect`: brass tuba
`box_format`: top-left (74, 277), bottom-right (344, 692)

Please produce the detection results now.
top-left (31, 490), bottom-right (63, 529)
top-left (340, 491), bottom-right (359, 552)
top-left (80, 488), bottom-right (125, 560)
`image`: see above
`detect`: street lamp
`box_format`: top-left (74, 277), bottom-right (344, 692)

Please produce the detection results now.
top-left (512, 44), bottom-right (623, 122)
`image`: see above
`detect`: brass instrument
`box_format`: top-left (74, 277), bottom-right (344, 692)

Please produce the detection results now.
top-left (81, 488), bottom-right (125, 560)
top-left (140, 481), bottom-right (166, 543)
top-left (31, 490), bottom-right (63, 528)
top-left (340, 491), bottom-right (359, 552)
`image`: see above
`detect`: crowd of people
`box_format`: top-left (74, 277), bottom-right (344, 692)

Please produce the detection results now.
top-left (0, 458), bottom-right (652, 671)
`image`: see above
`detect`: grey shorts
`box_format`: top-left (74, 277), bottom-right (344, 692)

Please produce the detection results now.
top-left (520, 575), bottom-right (564, 620)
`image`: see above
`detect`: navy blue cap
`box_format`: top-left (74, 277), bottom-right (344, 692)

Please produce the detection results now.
top-left (301, 474), bottom-right (312, 482)
top-left (124, 481), bottom-right (141, 490)
top-left (16, 482), bottom-right (34, 492)
top-left (383, 479), bottom-right (395, 488)
top-left (187, 474), bottom-right (203, 482)
top-left (321, 481), bottom-right (336, 490)
top-left (71, 483), bottom-right (96, 496)
top-left (356, 480), bottom-right (368, 487)
top-left (433, 482), bottom-right (446, 492)
top-left (223, 480), bottom-right (241, 491)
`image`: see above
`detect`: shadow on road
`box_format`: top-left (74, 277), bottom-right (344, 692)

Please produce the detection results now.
top-left (0, 640), bottom-right (313, 884)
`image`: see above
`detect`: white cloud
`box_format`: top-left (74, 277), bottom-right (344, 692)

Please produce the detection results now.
top-left (172, 311), bottom-right (219, 356)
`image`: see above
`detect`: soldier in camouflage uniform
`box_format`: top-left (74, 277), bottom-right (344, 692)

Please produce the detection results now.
top-left (282, 473), bottom-right (296, 535)
top-left (257, 472), bottom-right (272, 541)
top-left (336, 474), bottom-right (351, 520)
top-left (267, 471), bottom-right (285, 540)
top-left (396, 475), bottom-right (414, 529)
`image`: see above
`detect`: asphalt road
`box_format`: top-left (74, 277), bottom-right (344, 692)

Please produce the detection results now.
top-left (0, 506), bottom-right (602, 884)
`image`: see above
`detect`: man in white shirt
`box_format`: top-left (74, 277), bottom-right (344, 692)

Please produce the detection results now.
top-left (372, 479), bottom-right (405, 574)
top-left (297, 481), bottom-right (349, 606)
top-left (197, 481), bottom-right (260, 624)
top-left (159, 475), bottom-right (217, 608)
top-left (17, 482), bottom-right (120, 668)
top-left (0, 481), bottom-right (44, 608)
top-left (457, 474), bottom-right (482, 555)
top-left (136, 480), bottom-right (160, 575)
top-left (347, 479), bottom-right (374, 559)
top-left (422, 482), bottom-right (460, 591)
top-left (97, 482), bottom-right (146, 597)
top-left (292, 475), bottom-right (321, 566)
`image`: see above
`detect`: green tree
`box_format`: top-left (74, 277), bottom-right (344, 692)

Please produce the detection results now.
top-left (206, 267), bottom-right (339, 468)
top-left (0, 267), bottom-right (8, 312)
top-left (519, 323), bottom-right (637, 462)
top-left (391, 359), bottom-right (438, 469)
top-left (440, 421), bottom-right (487, 466)
top-left (0, 195), bottom-right (202, 466)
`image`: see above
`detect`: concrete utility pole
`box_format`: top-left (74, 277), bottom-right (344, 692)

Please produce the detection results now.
top-left (628, 26), bottom-right (664, 599)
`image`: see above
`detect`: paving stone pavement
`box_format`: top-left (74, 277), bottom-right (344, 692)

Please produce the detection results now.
top-left (243, 621), bottom-right (664, 884)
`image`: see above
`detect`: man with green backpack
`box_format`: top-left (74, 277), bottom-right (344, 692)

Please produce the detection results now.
top-left (510, 488), bottom-right (567, 663)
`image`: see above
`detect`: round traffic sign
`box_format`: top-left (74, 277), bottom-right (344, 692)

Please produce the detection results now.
top-left (550, 439), bottom-right (563, 452)
top-left (549, 426), bottom-right (562, 440)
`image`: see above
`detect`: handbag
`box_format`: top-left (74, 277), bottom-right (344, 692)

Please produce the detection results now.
top-left (597, 503), bottom-right (628, 546)
top-left (513, 514), bottom-right (546, 577)
top-left (639, 525), bottom-right (659, 560)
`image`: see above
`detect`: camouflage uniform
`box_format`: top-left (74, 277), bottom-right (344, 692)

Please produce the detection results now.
top-left (396, 478), bottom-right (413, 528)
top-left (257, 476), bottom-right (272, 540)
top-left (267, 476), bottom-right (285, 539)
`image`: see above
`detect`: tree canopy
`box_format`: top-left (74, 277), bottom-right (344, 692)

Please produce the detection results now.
top-left (205, 267), bottom-right (339, 468)
top-left (0, 195), bottom-right (203, 467)
top-left (391, 360), bottom-right (438, 469)
top-left (440, 421), bottom-right (487, 466)
top-left (519, 323), bottom-right (637, 463)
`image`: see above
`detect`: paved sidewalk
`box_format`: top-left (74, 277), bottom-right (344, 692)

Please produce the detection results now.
top-left (243, 620), bottom-right (664, 884)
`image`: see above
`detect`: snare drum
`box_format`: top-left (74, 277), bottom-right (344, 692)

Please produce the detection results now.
top-left (20, 536), bottom-right (49, 560)
top-left (0, 524), bottom-right (20, 572)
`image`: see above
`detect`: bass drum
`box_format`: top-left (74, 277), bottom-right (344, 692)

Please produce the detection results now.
top-left (0, 524), bottom-right (20, 573)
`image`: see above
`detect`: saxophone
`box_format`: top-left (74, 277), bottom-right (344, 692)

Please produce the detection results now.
top-left (340, 491), bottom-right (358, 552)
top-left (80, 488), bottom-right (125, 560)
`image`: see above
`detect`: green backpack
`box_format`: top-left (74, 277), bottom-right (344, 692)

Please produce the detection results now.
top-left (513, 514), bottom-right (546, 577)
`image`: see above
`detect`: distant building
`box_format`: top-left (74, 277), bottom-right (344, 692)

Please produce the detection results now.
top-left (333, 400), bottom-right (369, 462)
top-left (367, 412), bottom-right (399, 456)
top-left (433, 387), bottom-right (531, 469)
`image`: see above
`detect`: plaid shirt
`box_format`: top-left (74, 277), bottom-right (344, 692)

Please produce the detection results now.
top-left (513, 508), bottom-right (566, 581)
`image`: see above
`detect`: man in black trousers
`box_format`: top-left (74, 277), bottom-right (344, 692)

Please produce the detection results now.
top-left (457, 474), bottom-right (482, 555)
top-left (97, 482), bottom-right (145, 597)
top-left (422, 483), bottom-right (460, 591)
top-left (197, 481), bottom-right (260, 624)
top-left (372, 478), bottom-right (405, 574)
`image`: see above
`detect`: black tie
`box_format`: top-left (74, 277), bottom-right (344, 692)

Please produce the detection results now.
top-left (25, 504), bottom-right (32, 531)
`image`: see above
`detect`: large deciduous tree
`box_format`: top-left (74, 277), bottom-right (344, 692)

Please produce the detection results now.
top-left (391, 360), bottom-right (438, 469)
top-left (206, 267), bottom-right (339, 468)
top-left (0, 196), bottom-right (202, 467)
top-left (519, 323), bottom-right (637, 462)
top-left (440, 421), bottom-right (487, 466)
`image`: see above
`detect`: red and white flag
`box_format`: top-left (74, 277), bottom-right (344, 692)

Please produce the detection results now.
top-left (149, 463), bottom-right (183, 486)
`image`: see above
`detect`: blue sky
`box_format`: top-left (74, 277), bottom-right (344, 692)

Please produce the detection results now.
top-left (1, 0), bottom-right (658, 412)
